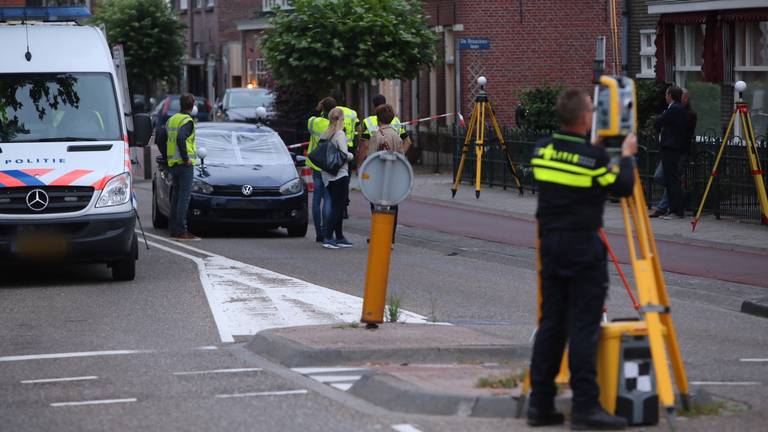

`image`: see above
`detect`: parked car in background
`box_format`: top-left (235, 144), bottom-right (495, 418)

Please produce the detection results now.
top-left (214, 88), bottom-right (276, 123)
top-left (152, 122), bottom-right (308, 237)
top-left (151, 94), bottom-right (211, 129)
top-left (132, 94), bottom-right (156, 113)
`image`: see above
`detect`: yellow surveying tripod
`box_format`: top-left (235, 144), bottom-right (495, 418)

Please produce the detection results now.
top-left (451, 76), bottom-right (523, 198)
top-left (691, 80), bottom-right (768, 231)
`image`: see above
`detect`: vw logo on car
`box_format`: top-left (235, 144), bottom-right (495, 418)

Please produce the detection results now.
top-left (241, 184), bottom-right (253, 196)
top-left (26, 189), bottom-right (49, 211)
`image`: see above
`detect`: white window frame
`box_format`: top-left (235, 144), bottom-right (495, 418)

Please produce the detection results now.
top-left (734, 21), bottom-right (768, 133)
top-left (262, 0), bottom-right (293, 12)
top-left (194, 0), bottom-right (202, 9)
top-left (674, 24), bottom-right (704, 87)
top-left (638, 29), bottom-right (657, 79)
top-left (206, 0), bottom-right (214, 7)
top-left (179, 0), bottom-right (188, 10)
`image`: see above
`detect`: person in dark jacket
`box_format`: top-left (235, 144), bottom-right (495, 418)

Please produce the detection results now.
top-left (654, 86), bottom-right (687, 219)
top-left (528, 88), bottom-right (637, 430)
top-left (650, 89), bottom-right (698, 218)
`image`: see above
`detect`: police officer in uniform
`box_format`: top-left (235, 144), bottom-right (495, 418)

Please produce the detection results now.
top-left (165, 93), bottom-right (200, 241)
top-left (528, 88), bottom-right (637, 430)
top-left (358, 94), bottom-right (410, 165)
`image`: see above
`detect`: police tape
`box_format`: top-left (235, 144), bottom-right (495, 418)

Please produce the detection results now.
top-left (286, 112), bottom-right (464, 150)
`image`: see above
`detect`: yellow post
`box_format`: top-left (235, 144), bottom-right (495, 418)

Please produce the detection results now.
top-left (361, 209), bottom-right (396, 324)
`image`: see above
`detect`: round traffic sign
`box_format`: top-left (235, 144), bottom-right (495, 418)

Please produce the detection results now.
top-left (358, 151), bottom-right (413, 206)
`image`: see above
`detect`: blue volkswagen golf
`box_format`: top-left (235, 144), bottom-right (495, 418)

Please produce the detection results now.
top-left (152, 122), bottom-right (308, 236)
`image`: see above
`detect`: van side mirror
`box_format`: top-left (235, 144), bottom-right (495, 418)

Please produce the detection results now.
top-left (131, 113), bottom-right (152, 147)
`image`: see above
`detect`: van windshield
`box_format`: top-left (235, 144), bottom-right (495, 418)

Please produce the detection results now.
top-left (0, 73), bottom-right (122, 143)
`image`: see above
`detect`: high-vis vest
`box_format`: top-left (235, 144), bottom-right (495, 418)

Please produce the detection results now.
top-left (306, 116), bottom-right (330, 171)
top-left (166, 113), bottom-right (196, 167)
top-left (363, 115), bottom-right (405, 137)
top-left (338, 106), bottom-right (358, 147)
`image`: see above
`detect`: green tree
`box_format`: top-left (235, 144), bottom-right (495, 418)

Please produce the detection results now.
top-left (91, 0), bottom-right (185, 109)
top-left (518, 85), bottom-right (564, 132)
top-left (261, 0), bottom-right (438, 100)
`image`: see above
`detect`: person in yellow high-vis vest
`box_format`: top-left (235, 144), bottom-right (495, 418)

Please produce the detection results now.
top-left (307, 97), bottom-right (336, 242)
top-left (358, 94), bottom-right (411, 166)
top-left (165, 93), bottom-right (200, 241)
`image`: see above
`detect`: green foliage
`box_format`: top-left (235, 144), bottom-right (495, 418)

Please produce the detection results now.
top-left (386, 294), bottom-right (402, 323)
top-left (635, 79), bottom-right (667, 135)
top-left (518, 85), bottom-right (564, 132)
top-left (261, 0), bottom-right (438, 97)
top-left (90, 0), bottom-right (185, 97)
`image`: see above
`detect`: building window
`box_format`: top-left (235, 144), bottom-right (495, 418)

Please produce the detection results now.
top-left (674, 24), bottom-right (720, 135)
top-left (638, 29), bottom-right (656, 79)
top-left (194, 43), bottom-right (201, 59)
top-left (735, 21), bottom-right (768, 136)
top-left (195, 0), bottom-right (202, 9)
top-left (179, 0), bottom-right (188, 10)
top-left (206, 0), bottom-right (214, 7)
top-left (262, 0), bottom-right (293, 12)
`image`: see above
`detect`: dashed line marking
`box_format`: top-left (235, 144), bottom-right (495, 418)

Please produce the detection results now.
top-left (691, 381), bottom-right (761, 386)
top-left (50, 398), bottom-right (137, 407)
top-left (740, 358), bottom-right (768, 362)
top-left (391, 424), bottom-right (424, 432)
top-left (291, 367), bottom-right (368, 375)
top-left (0, 350), bottom-right (150, 362)
top-left (312, 375), bottom-right (363, 384)
top-left (173, 368), bottom-right (263, 376)
top-left (214, 390), bottom-right (309, 399)
top-left (194, 346), bottom-right (219, 351)
top-left (22, 376), bottom-right (98, 384)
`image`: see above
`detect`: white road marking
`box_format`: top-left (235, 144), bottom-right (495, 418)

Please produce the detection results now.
top-left (0, 350), bottom-right (149, 362)
top-left (214, 390), bottom-right (309, 399)
top-left (50, 398), bottom-right (137, 407)
top-left (740, 358), bottom-right (768, 362)
top-left (691, 381), bottom-right (761, 386)
top-left (173, 367), bottom-right (263, 376)
top-left (391, 424), bottom-right (424, 432)
top-left (331, 383), bottom-right (354, 391)
top-left (143, 235), bottom-right (429, 344)
top-left (195, 346), bottom-right (219, 350)
top-left (311, 375), bottom-right (363, 383)
top-left (291, 367), bottom-right (369, 375)
top-left (22, 376), bottom-right (98, 384)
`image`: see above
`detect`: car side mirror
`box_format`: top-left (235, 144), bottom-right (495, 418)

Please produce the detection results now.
top-left (293, 153), bottom-right (306, 167)
top-left (130, 113), bottom-right (153, 147)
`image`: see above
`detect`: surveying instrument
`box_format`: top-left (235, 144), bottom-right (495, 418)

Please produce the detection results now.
top-left (451, 76), bottom-right (524, 198)
top-left (518, 36), bottom-right (690, 428)
top-left (691, 80), bottom-right (768, 231)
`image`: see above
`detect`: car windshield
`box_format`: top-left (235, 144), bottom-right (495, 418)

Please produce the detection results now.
top-left (0, 73), bottom-right (122, 143)
top-left (228, 91), bottom-right (274, 109)
top-left (197, 130), bottom-right (292, 166)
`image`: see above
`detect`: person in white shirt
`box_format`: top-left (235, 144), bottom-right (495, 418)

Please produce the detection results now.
top-left (320, 107), bottom-right (355, 249)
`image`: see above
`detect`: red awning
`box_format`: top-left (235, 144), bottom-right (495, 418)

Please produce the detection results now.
top-left (720, 8), bottom-right (768, 22)
top-left (659, 12), bottom-right (708, 25)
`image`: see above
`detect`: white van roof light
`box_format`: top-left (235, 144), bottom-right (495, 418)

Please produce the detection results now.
top-left (0, 6), bottom-right (91, 22)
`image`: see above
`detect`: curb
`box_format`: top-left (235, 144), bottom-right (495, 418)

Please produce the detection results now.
top-left (247, 331), bottom-right (531, 368)
top-left (348, 373), bottom-right (518, 418)
top-left (741, 297), bottom-right (768, 318)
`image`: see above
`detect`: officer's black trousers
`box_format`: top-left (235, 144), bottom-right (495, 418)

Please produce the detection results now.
top-left (530, 230), bottom-right (608, 414)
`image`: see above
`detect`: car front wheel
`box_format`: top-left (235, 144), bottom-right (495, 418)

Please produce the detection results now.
top-left (286, 222), bottom-right (308, 237)
top-left (111, 234), bottom-right (138, 281)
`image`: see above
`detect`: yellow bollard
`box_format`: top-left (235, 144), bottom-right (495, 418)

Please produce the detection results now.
top-left (361, 208), bottom-right (396, 324)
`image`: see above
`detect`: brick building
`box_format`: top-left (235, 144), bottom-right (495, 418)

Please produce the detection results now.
top-left (396, 0), bottom-right (624, 128)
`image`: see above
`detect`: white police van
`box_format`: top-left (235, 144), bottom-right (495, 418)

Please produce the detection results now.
top-left (0, 7), bottom-right (152, 280)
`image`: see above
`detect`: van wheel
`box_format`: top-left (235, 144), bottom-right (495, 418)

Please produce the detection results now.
top-left (287, 222), bottom-right (308, 237)
top-left (112, 234), bottom-right (138, 281)
top-left (152, 186), bottom-right (168, 229)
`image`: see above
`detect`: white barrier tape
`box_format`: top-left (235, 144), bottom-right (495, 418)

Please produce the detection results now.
top-left (286, 112), bottom-right (463, 150)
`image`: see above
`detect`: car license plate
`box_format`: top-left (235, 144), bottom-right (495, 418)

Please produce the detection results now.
top-left (227, 200), bottom-right (265, 209)
top-left (14, 234), bottom-right (68, 257)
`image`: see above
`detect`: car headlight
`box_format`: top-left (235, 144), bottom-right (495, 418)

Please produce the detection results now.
top-left (96, 173), bottom-right (131, 208)
top-left (192, 179), bottom-right (214, 194)
top-left (280, 178), bottom-right (302, 195)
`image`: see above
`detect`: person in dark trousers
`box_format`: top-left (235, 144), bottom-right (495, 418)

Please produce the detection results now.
top-left (166, 93), bottom-right (200, 241)
top-left (528, 88), bottom-right (637, 430)
top-left (650, 89), bottom-right (697, 218)
top-left (654, 86), bottom-right (688, 219)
